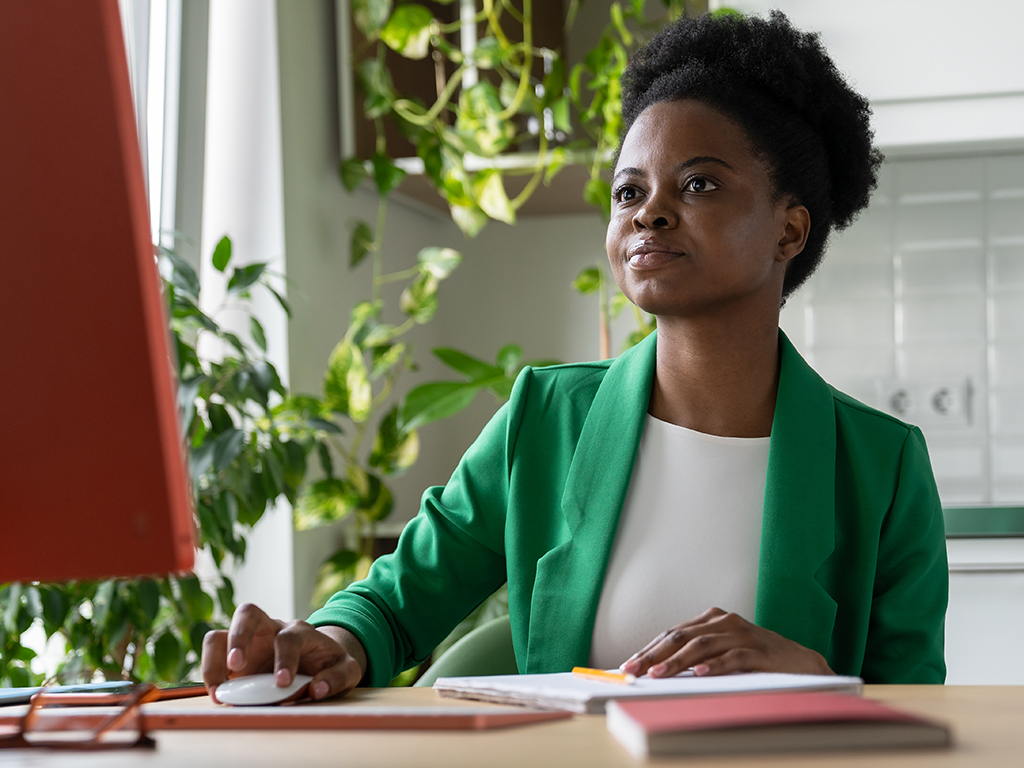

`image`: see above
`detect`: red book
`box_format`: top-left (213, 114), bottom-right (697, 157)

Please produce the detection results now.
top-left (606, 692), bottom-right (952, 758)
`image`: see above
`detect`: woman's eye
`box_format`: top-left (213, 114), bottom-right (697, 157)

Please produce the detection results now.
top-left (615, 186), bottom-right (638, 202)
top-left (685, 177), bottom-right (718, 193)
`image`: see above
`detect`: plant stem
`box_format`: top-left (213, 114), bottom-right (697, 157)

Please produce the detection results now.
top-left (392, 64), bottom-right (467, 126)
top-left (391, 317), bottom-right (417, 337)
top-left (493, 0), bottom-right (532, 120)
top-left (376, 266), bottom-right (421, 285)
top-left (511, 130), bottom-right (548, 210)
top-left (371, 374), bottom-right (395, 411)
top-left (371, 196), bottom-right (388, 306)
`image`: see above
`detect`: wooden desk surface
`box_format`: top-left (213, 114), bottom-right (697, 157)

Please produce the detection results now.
top-left (3, 685), bottom-right (1022, 767)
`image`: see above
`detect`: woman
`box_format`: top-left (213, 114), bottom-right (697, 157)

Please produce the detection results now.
top-left (201, 11), bottom-right (947, 702)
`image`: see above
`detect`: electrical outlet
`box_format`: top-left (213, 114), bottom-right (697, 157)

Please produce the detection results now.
top-left (876, 379), bottom-right (972, 429)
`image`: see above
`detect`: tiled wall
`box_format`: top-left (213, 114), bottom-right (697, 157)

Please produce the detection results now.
top-left (781, 152), bottom-right (1024, 506)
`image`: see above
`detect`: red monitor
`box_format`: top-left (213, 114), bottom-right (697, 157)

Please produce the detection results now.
top-left (0, 0), bottom-right (195, 581)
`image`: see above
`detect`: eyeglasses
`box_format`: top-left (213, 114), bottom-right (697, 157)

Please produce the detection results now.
top-left (0, 682), bottom-right (160, 750)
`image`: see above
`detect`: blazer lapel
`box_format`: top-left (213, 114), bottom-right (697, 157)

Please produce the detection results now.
top-left (755, 331), bottom-right (838, 656)
top-left (524, 332), bottom-right (656, 673)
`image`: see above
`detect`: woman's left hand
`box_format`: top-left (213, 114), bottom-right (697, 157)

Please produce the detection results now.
top-left (619, 607), bottom-right (834, 678)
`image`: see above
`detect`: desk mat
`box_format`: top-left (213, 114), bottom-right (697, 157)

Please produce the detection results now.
top-left (0, 704), bottom-right (571, 732)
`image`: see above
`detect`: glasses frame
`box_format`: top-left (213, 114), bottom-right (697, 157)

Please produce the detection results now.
top-left (0, 682), bottom-right (160, 751)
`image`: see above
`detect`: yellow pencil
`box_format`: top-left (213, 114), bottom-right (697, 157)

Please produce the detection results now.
top-left (571, 667), bottom-right (636, 685)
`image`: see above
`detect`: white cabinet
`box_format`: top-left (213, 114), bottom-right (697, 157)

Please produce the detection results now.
top-left (945, 538), bottom-right (1024, 684)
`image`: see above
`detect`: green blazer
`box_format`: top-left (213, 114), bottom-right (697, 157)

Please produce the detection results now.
top-left (309, 331), bottom-right (948, 686)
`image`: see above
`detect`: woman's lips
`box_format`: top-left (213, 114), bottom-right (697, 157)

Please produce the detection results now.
top-left (627, 241), bottom-right (684, 270)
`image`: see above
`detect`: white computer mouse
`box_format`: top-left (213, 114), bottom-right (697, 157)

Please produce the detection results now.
top-left (214, 673), bottom-right (313, 706)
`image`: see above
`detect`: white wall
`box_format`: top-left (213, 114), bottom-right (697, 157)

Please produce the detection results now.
top-left (717, 0), bottom-right (1024, 153)
top-left (201, 0), bottom-right (293, 619)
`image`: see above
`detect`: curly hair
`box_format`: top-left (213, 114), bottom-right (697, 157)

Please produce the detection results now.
top-left (619, 11), bottom-right (883, 299)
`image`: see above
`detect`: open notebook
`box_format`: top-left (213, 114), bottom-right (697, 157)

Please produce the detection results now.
top-left (434, 671), bottom-right (863, 714)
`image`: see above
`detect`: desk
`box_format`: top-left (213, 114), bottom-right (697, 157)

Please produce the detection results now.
top-left (3, 685), bottom-right (1022, 767)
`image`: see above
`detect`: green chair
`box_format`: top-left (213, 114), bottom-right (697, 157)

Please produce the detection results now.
top-left (414, 614), bottom-right (518, 687)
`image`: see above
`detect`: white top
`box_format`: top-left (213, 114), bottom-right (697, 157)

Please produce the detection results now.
top-left (589, 415), bottom-right (771, 670)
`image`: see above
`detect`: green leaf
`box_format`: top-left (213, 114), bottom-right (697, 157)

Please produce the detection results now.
top-left (381, 4), bottom-right (433, 59)
top-left (417, 246), bottom-right (462, 279)
top-left (154, 632), bottom-right (183, 682)
top-left (350, 220), bottom-right (375, 268)
top-left (610, 2), bottom-right (633, 45)
top-left (24, 586), bottom-right (42, 620)
top-left (610, 291), bottom-right (630, 319)
top-left (473, 37), bottom-right (503, 69)
top-left (496, 344), bottom-right (522, 374)
top-left (472, 169), bottom-right (515, 224)
top-left (294, 478), bottom-right (359, 530)
top-left (249, 316), bottom-right (267, 352)
top-left (541, 58), bottom-right (565, 107)
top-left (551, 96), bottom-right (571, 134)
top-left (311, 549), bottom-right (361, 608)
top-left (161, 248), bottom-right (201, 298)
top-left (433, 348), bottom-right (503, 382)
top-left (399, 271), bottom-right (439, 324)
top-left (227, 262), bottom-right (268, 294)
top-left (178, 576), bottom-right (214, 622)
top-left (370, 342), bottom-right (406, 379)
top-left (498, 78), bottom-right (519, 110)
top-left (2, 583), bottom-right (22, 632)
top-left (624, 324), bottom-right (655, 350)
top-left (369, 406), bottom-right (419, 475)
top-left (136, 579), bottom-right (161, 631)
top-left (584, 177), bottom-right (612, 219)
top-left (345, 300), bottom-right (382, 346)
top-left (40, 587), bottom-right (70, 636)
top-left (572, 267), bottom-right (602, 294)
top-left (217, 578), bottom-right (236, 617)
top-left (352, 470), bottom-right (394, 522)
top-left (417, 133), bottom-right (445, 187)
top-left (455, 82), bottom-right (515, 157)
top-left (371, 153), bottom-right (407, 195)
top-left (352, 0), bottom-right (392, 37)
top-left (450, 204), bottom-right (488, 237)
top-left (211, 428), bottom-right (245, 471)
top-left (544, 147), bottom-right (568, 187)
top-left (212, 235), bottom-right (232, 272)
top-left (282, 439), bottom-right (307, 491)
top-left (400, 381), bottom-right (480, 432)
top-left (268, 285), bottom-right (292, 318)
top-left (339, 157), bottom-right (368, 191)
top-left (323, 339), bottom-right (371, 422)
top-left (190, 621), bottom-right (213, 657)
top-left (8, 666), bottom-right (31, 687)
top-left (92, 580), bottom-right (115, 630)
top-left (358, 58), bottom-right (395, 119)
top-left (327, 549), bottom-right (360, 572)
top-left (317, 441), bottom-right (335, 478)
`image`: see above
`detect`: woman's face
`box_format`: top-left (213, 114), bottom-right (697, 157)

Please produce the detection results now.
top-left (605, 99), bottom-right (806, 321)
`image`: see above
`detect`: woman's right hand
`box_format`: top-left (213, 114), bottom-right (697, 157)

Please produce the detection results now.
top-left (201, 603), bottom-right (367, 702)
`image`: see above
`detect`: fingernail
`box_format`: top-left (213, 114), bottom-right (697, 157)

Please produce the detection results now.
top-left (276, 668), bottom-right (291, 687)
top-left (312, 681), bottom-right (329, 700)
top-left (620, 659), bottom-right (639, 674)
top-left (650, 664), bottom-right (667, 677)
top-left (694, 664), bottom-right (710, 676)
top-left (227, 648), bottom-right (243, 670)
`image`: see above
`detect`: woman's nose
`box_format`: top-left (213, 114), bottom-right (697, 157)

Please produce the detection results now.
top-left (632, 191), bottom-right (677, 230)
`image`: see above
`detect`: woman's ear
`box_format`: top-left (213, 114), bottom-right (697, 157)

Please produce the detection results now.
top-left (776, 205), bottom-right (810, 265)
